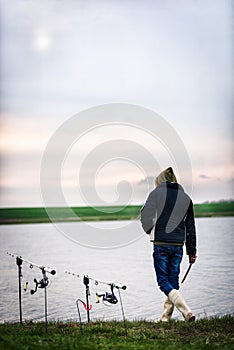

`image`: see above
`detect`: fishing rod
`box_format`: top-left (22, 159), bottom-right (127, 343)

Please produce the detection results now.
top-left (65, 270), bottom-right (127, 290)
top-left (65, 270), bottom-right (127, 334)
top-left (7, 252), bottom-right (56, 275)
top-left (7, 252), bottom-right (56, 332)
top-left (65, 270), bottom-right (126, 322)
top-left (181, 263), bottom-right (192, 284)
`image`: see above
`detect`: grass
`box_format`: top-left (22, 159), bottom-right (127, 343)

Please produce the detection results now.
top-left (0, 201), bottom-right (233, 225)
top-left (193, 202), bottom-right (234, 217)
top-left (0, 206), bottom-right (141, 224)
top-left (0, 316), bottom-right (233, 349)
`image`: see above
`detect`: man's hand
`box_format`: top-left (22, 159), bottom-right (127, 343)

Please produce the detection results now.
top-left (189, 254), bottom-right (197, 264)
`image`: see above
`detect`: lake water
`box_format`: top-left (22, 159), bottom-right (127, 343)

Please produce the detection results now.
top-left (0, 217), bottom-right (233, 323)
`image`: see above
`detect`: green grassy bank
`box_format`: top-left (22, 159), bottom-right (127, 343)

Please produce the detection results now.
top-left (0, 317), bottom-right (233, 349)
top-left (193, 201), bottom-right (234, 217)
top-left (0, 201), bottom-right (233, 225)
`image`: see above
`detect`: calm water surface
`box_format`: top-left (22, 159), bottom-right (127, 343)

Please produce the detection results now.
top-left (0, 217), bottom-right (233, 323)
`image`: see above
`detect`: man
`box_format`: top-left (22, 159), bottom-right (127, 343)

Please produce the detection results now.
top-left (140, 167), bottom-right (197, 322)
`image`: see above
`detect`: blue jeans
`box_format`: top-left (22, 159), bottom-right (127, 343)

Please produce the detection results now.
top-left (153, 245), bottom-right (183, 296)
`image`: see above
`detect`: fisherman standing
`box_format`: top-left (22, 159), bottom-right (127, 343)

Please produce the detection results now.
top-left (140, 167), bottom-right (197, 322)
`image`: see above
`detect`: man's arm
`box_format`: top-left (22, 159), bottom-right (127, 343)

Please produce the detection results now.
top-left (140, 191), bottom-right (157, 234)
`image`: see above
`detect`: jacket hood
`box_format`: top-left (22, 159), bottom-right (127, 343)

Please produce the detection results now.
top-left (155, 167), bottom-right (177, 186)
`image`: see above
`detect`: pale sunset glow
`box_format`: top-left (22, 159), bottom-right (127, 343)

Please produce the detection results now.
top-left (0, 0), bottom-right (233, 207)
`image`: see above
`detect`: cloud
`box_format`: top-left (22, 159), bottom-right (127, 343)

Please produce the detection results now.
top-left (199, 174), bottom-right (211, 180)
top-left (137, 176), bottom-right (155, 187)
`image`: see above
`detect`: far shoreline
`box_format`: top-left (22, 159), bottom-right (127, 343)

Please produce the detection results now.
top-left (0, 201), bottom-right (233, 225)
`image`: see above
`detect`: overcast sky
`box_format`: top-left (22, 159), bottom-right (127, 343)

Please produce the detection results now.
top-left (0, 0), bottom-right (233, 207)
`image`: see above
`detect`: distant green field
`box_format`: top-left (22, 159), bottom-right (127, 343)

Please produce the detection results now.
top-left (0, 206), bottom-right (140, 224)
top-left (0, 201), bottom-right (233, 225)
top-left (194, 201), bottom-right (234, 217)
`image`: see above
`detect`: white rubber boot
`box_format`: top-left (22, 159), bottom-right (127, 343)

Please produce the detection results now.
top-left (168, 289), bottom-right (195, 322)
top-left (160, 297), bottom-right (174, 322)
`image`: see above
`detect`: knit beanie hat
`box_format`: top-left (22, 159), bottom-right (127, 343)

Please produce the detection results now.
top-left (155, 167), bottom-right (177, 186)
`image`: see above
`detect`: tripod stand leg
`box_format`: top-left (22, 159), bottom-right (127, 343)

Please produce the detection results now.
top-left (44, 286), bottom-right (48, 332)
top-left (118, 289), bottom-right (127, 336)
top-left (16, 257), bottom-right (23, 323)
top-left (86, 286), bottom-right (90, 323)
top-left (83, 276), bottom-right (91, 323)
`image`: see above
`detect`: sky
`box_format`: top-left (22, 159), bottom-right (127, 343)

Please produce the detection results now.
top-left (0, 0), bottom-right (233, 207)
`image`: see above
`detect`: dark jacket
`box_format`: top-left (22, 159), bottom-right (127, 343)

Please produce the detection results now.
top-left (140, 182), bottom-right (196, 255)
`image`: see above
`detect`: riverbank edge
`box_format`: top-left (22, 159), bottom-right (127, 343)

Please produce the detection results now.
top-left (0, 316), bottom-right (233, 349)
top-left (0, 201), bottom-right (233, 225)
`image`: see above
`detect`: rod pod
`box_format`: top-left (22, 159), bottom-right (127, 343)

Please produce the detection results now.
top-left (7, 253), bottom-right (56, 331)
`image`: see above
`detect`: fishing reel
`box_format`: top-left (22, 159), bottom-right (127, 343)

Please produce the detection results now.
top-left (96, 284), bottom-right (118, 305)
top-left (30, 268), bottom-right (49, 295)
top-left (30, 277), bottom-right (49, 294)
